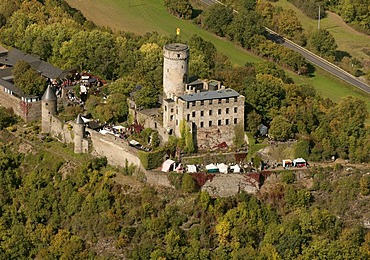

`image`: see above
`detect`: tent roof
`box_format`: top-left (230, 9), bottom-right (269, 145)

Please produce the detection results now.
top-left (206, 163), bottom-right (218, 170)
top-left (161, 159), bottom-right (175, 172)
top-left (293, 158), bottom-right (306, 163)
top-left (230, 164), bottom-right (241, 173)
top-left (129, 140), bottom-right (140, 146)
top-left (186, 165), bottom-right (197, 173)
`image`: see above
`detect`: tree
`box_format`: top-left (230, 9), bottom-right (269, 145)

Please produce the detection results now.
top-left (13, 60), bottom-right (46, 96)
top-left (307, 29), bottom-right (337, 59)
top-left (181, 174), bottom-right (197, 193)
top-left (244, 74), bottom-right (285, 121)
top-left (134, 85), bottom-right (158, 109)
top-left (233, 123), bottom-right (245, 149)
top-left (228, 10), bottom-right (265, 49)
top-left (269, 115), bottom-right (293, 141)
top-left (0, 107), bottom-right (17, 130)
top-left (164, 0), bottom-right (193, 19)
top-left (246, 110), bottom-right (262, 135)
top-left (201, 4), bottom-right (234, 37)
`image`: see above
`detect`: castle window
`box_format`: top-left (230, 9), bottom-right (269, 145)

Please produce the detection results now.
top-left (192, 111), bottom-right (195, 117)
top-left (226, 108), bottom-right (229, 114)
top-left (45, 103), bottom-right (48, 105)
top-left (209, 110), bottom-right (212, 116)
top-left (209, 121), bottom-right (212, 127)
top-left (200, 100), bottom-right (204, 106)
top-left (234, 118), bottom-right (238, 124)
top-left (167, 69), bottom-right (169, 73)
top-left (170, 115), bottom-right (174, 121)
top-left (218, 120), bottom-right (221, 126)
top-left (176, 108), bottom-right (178, 114)
top-left (234, 97), bottom-right (237, 102)
top-left (218, 99), bottom-right (222, 104)
top-left (187, 114), bottom-right (190, 121)
top-left (176, 120), bottom-right (178, 126)
top-left (201, 111), bottom-right (204, 116)
top-left (192, 101), bottom-right (195, 106)
top-left (165, 106), bottom-right (167, 111)
top-left (200, 122), bottom-right (204, 128)
top-left (177, 54), bottom-right (180, 58)
top-left (171, 108), bottom-right (174, 113)
top-left (225, 119), bottom-right (229, 125)
top-left (218, 109), bottom-right (221, 115)
top-left (234, 107), bottom-right (237, 113)
top-left (209, 100), bottom-right (213, 105)
top-left (187, 102), bottom-right (189, 109)
top-left (226, 98), bottom-right (229, 103)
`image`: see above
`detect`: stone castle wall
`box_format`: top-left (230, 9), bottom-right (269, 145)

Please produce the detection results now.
top-left (89, 130), bottom-right (143, 169)
top-left (0, 87), bottom-right (41, 122)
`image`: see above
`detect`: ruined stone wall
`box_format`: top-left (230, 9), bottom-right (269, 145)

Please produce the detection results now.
top-left (49, 115), bottom-right (75, 144)
top-left (0, 87), bottom-right (41, 122)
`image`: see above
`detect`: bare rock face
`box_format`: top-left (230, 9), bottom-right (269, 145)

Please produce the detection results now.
top-left (202, 174), bottom-right (259, 197)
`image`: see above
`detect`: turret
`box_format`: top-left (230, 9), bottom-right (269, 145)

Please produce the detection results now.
top-left (74, 114), bottom-right (85, 154)
top-left (163, 43), bottom-right (189, 99)
top-left (41, 85), bottom-right (57, 133)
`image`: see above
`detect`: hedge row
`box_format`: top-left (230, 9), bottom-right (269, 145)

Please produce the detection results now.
top-left (138, 150), bottom-right (165, 170)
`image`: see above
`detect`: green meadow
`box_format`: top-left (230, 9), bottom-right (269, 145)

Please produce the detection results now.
top-left (67, 0), bottom-right (370, 112)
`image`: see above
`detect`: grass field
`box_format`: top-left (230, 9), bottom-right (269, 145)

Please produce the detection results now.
top-left (66, 0), bottom-right (370, 113)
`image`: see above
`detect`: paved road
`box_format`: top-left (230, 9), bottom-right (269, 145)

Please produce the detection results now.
top-left (199, 0), bottom-right (370, 95)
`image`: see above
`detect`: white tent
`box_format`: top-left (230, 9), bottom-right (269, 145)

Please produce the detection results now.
top-left (187, 165), bottom-right (197, 173)
top-left (206, 163), bottom-right (219, 173)
top-left (129, 140), bottom-right (140, 146)
top-left (113, 125), bottom-right (125, 131)
top-left (293, 158), bottom-right (306, 167)
top-left (230, 164), bottom-right (241, 173)
top-left (217, 163), bottom-right (229, 174)
top-left (161, 159), bottom-right (175, 172)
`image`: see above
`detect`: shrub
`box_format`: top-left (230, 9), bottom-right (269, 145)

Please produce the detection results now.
top-left (280, 171), bottom-right (295, 184)
top-left (138, 150), bottom-right (165, 170)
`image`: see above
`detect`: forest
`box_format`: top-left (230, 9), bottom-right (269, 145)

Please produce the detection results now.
top-left (0, 113), bottom-right (369, 259)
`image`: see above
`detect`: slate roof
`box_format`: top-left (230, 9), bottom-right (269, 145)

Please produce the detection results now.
top-left (0, 47), bottom-right (68, 79)
top-left (0, 78), bottom-right (24, 96)
top-left (42, 85), bottom-right (57, 101)
top-left (179, 88), bottom-right (240, 102)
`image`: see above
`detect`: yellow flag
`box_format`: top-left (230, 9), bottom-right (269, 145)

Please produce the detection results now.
top-left (176, 28), bottom-right (180, 35)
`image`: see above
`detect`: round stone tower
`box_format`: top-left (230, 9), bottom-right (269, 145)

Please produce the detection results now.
top-left (163, 43), bottom-right (189, 99)
top-left (41, 85), bottom-right (57, 133)
top-left (74, 114), bottom-right (85, 154)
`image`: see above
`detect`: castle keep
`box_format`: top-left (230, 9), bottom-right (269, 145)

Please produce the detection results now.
top-left (161, 43), bottom-right (245, 148)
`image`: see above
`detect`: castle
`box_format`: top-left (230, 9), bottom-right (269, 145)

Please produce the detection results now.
top-left (133, 43), bottom-right (245, 149)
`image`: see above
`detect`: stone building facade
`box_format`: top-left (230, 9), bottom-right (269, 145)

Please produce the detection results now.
top-left (161, 43), bottom-right (245, 149)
